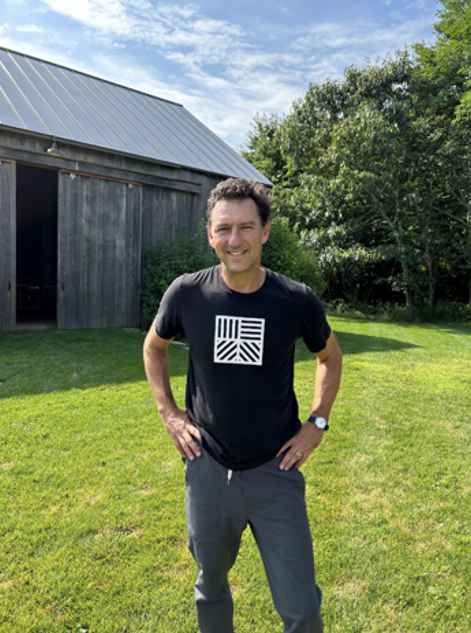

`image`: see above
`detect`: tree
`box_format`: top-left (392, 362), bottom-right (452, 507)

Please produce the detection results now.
top-left (244, 114), bottom-right (285, 185)
top-left (415, 0), bottom-right (471, 120)
top-left (245, 51), bottom-right (471, 314)
top-left (415, 0), bottom-right (471, 302)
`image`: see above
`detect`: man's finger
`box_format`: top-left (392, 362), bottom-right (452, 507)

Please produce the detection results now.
top-left (279, 447), bottom-right (302, 471)
top-left (276, 440), bottom-right (292, 457)
top-left (187, 424), bottom-right (202, 442)
top-left (179, 438), bottom-right (197, 460)
top-left (183, 429), bottom-right (202, 453)
top-left (180, 432), bottom-right (202, 459)
top-left (173, 439), bottom-right (186, 457)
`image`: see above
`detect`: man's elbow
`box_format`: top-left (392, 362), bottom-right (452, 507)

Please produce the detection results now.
top-left (144, 328), bottom-right (171, 357)
top-left (317, 333), bottom-right (342, 365)
top-left (143, 330), bottom-right (154, 357)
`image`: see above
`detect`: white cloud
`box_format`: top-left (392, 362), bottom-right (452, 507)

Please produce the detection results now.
top-left (41, 0), bottom-right (242, 56)
top-left (15, 24), bottom-right (44, 33)
top-left (42, 0), bottom-right (133, 35)
top-left (293, 17), bottom-right (434, 53)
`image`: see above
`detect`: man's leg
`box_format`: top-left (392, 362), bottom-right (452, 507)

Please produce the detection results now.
top-left (245, 458), bottom-right (323, 633)
top-left (185, 451), bottom-right (247, 633)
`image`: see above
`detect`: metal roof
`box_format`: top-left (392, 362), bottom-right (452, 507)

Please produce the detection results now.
top-left (0, 47), bottom-right (271, 185)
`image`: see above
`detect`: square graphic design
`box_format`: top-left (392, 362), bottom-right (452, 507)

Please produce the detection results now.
top-left (214, 315), bottom-right (265, 366)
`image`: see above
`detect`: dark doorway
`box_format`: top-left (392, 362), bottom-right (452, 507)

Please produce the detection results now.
top-left (16, 164), bottom-right (58, 325)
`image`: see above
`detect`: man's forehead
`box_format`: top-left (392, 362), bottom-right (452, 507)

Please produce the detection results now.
top-left (211, 198), bottom-right (259, 223)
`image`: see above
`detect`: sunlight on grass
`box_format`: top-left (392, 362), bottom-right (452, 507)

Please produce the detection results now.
top-left (1, 320), bottom-right (470, 632)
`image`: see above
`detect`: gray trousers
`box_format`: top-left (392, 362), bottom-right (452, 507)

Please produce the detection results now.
top-left (184, 449), bottom-right (323, 633)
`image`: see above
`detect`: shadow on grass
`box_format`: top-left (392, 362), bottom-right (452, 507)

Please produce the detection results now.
top-left (336, 330), bottom-right (420, 354)
top-left (1, 327), bottom-right (420, 399)
top-left (295, 330), bottom-right (419, 362)
top-left (0, 328), bottom-right (188, 400)
top-left (430, 322), bottom-right (471, 337)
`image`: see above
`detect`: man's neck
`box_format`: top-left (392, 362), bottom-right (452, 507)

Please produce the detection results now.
top-left (220, 265), bottom-right (266, 294)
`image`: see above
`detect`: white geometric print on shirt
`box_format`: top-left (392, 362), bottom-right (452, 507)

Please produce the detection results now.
top-left (214, 315), bottom-right (265, 366)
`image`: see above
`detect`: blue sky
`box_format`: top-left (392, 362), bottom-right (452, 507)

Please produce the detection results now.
top-left (0, 0), bottom-right (440, 150)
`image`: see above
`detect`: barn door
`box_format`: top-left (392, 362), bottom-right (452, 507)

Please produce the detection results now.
top-left (0, 160), bottom-right (16, 330)
top-left (57, 172), bottom-right (142, 329)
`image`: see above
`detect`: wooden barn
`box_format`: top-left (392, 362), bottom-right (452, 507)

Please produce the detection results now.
top-left (0, 47), bottom-right (269, 331)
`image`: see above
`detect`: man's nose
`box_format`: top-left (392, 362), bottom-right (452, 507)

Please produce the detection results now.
top-left (228, 228), bottom-right (242, 245)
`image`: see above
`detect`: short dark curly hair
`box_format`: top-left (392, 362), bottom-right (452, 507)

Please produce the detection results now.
top-left (207, 178), bottom-right (271, 226)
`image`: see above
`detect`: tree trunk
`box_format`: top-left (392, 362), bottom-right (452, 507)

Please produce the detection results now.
top-left (425, 250), bottom-right (436, 315)
top-left (401, 257), bottom-right (416, 319)
top-left (395, 223), bottom-right (416, 319)
top-left (468, 208), bottom-right (471, 305)
top-left (378, 199), bottom-right (417, 318)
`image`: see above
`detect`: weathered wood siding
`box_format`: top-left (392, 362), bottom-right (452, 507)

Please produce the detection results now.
top-left (142, 175), bottom-right (221, 252)
top-left (195, 174), bottom-right (223, 220)
top-left (0, 160), bottom-right (16, 329)
top-left (58, 172), bottom-right (142, 328)
top-left (142, 186), bottom-right (197, 250)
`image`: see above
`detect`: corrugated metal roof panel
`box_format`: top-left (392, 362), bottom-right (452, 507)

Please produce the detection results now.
top-left (0, 47), bottom-right (271, 185)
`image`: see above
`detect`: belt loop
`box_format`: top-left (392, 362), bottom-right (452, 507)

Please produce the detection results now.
top-left (227, 469), bottom-right (233, 485)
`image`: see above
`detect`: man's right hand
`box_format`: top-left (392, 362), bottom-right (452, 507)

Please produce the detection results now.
top-left (163, 409), bottom-right (202, 460)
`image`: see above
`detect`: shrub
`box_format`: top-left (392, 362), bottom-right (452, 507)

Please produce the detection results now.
top-left (425, 301), bottom-right (471, 323)
top-left (141, 235), bottom-right (216, 327)
top-left (263, 218), bottom-right (325, 294)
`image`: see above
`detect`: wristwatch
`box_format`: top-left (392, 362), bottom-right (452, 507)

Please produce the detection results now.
top-left (307, 415), bottom-right (329, 431)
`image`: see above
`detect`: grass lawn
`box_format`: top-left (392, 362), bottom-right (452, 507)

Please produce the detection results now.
top-left (0, 318), bottom-right (470, 633)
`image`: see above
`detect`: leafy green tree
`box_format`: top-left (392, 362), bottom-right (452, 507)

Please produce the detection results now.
top-left (415, 0), bottom-right (471, 303)
top-left (244, 114), bottom-right (285, 185)
top-left (415, 0), bottom-right (471, 119)
top-left (246, 48), bottom-right (471, 314)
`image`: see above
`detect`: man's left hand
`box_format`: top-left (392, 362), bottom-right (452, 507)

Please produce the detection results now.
top-left (277, 422), bottom-right (325, 470)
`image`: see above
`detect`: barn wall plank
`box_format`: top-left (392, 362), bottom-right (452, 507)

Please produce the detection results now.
top-left (127, 184), bottom-right (142, 326)
top-left (0, 160), bottom-right (16, 329)
top-left (142, 187), bottom-right (201, 252)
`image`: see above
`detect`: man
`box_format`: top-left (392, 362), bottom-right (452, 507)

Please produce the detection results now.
top-left (143, 178), bottom-right (342, 633)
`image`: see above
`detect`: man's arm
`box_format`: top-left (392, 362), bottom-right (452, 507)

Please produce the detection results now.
top-left (143, 327), bottom-right (202, 460)
top-left (277, 332), bottom-right (342, 470)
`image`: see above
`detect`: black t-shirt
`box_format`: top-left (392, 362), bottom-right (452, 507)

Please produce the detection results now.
top-left (154, 265), bottom-right (331, 470)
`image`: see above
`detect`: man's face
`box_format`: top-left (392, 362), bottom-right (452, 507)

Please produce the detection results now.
top-left (207, 198), bottom-right (271, 276)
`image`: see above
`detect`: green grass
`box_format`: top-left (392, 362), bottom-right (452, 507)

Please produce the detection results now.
top-left (0, 319), bottom-right (470, 633)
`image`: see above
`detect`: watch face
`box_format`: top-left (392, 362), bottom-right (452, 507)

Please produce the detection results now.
top-left (308, 415), bottom-right (328, 430)
top-left (315, 418), bottom-right (327, 429)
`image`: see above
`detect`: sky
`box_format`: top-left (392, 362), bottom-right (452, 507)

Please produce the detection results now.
top-left (0, 0), bottom-right (441, 151)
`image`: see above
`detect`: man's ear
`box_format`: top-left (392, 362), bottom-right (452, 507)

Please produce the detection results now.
top-left (262, 221), bottom-right (271, 245)
top-left (206, 221), bottom-right (214, 246)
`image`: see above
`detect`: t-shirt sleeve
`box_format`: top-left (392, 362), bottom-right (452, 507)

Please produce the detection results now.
top-left (300, 286), bottom-right (331, 353)
top-left (153, 276), bottom-right (185, 340)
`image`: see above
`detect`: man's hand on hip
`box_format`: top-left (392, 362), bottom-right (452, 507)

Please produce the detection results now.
top-left (277, 422), bottom-right (325, 470)
top-left (163, 409), bottom-right (202, 460)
